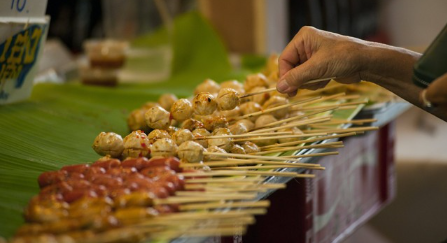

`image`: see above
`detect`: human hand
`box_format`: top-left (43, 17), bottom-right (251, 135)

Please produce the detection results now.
top-left (422, 72), bottom-right (447, 107)
top-left (277, 26), bottom-right (367, 96)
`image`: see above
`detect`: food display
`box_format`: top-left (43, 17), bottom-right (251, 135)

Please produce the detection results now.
top-left (8, 54), bottom-right (382, 243)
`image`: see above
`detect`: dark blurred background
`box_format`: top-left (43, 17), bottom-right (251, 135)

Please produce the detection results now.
top-left (45, 0), bottom-right (388, 54)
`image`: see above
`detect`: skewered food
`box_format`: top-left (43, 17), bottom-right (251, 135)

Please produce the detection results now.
top-left (192, 92), bottom-right (218, 116)
top-left (242, 141), bottom-right (261, 154)
top-left (151, 138), bottom-right (178, 158)
top-left (158, 93), bottom-right (178, 111)
top-left (263, 96), bottom-right (289, 119)
top-left (192, 128), bottom-right (210, 148)
top-left (122, 130), bottom-right (151, 158)
top-left (216, 88), bottom-right (239, 111)
top-left (255, 114), bottom-right (278, 129)
top-left (147, 129), bottom-right (171, 144)
top-left (229, 122), bottom-right (248, 135)
top-left (172, 129), bottom-right (194, 146)
top-left (127, 102), bottom-right (160, 132)
top-left (18, 157), bottom-right (185, 241)
top-left (177, 141), bottom-right (205, 163)
top-left (246, 86), bottom-right (270, 105)
top-left (166, 126), bottom-right (178, 136)
top-left (204, 146), bottom-right (227, 161)
top-left (127, 109), bottom-right (150, 132)
top-left (181, 118), bottom-right (204, 131)
top-left (202, 115), bottom-right (228, 132)
top-left (230, 144), bottom-right (246, 154)
top-left (170, 98), bottom-right (193, 122)
top-left (278, 127), bottom-right (303, 144)
top-left (240, 102), bottom-right (262, 122)
top-left (208, 128), bottom-right (233, 152)
top-left (92, 132), bottom-right (125, 158)
top-left (218, 106), bottom-right (241, 118)
top-left (235, 119), bottom-right (255, 131)
top-left (220, 80), bottom-right (245, 95)
top-left (243, 73), bottom-right (268, 92)
top-left (145, 106), bottom-right (171, 130)
top-left (194, 79), bottom-right (220, 95)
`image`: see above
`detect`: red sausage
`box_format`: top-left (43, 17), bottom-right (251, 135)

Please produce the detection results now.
top-left (140, 166), bottom-right (175, 180)
top-left (91, 175), bottom-right (123, 188)
top-left (83, 166), bottom-right (106, 180)
top-left (62, 189), bottom-right (97, 203)
top-left (121, 157), bottom-right (151, 171)
top-left (91, 159), bottom-right (121, 170)
top-left (144, 157), bottom-right (181, 172)
top-left (37, 170), bottom-right (68, 188)
top-left (61, 164), bottom-right (90, 174)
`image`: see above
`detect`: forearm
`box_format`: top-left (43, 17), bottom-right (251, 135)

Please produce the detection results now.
top-left (360, 42), bottom-right (421, 102)
top-left (358, 43), bottom-right (447, 120)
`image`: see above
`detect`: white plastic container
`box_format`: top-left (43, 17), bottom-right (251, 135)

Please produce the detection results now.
top-left (0, 0), bottom-right (49, 104)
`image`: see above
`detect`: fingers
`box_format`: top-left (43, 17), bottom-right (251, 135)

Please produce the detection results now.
top-left (278, 26), bottom-right (315, 79)
top-left (276, 57), bottom-right (322, 95)
top-left (278, 37), bottom-right (302, 79)
top-left (425, 72), bottom-right (447, 106)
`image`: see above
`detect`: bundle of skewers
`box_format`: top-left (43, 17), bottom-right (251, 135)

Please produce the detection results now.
top-left (12, 157), bottom-right (280, 242)
top-left (10, 55), bottom-right (379, 243)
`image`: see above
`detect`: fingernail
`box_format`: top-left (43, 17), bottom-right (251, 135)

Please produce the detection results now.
top-left (277, 79), bottom-right (290, 92)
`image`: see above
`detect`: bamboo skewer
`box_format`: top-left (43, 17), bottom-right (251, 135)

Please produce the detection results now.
top-left (246, 116), bottom-right (332, 134)
top-left (181, 159), bottom-right (321, 168)
top-left (184, 177), bottom-right (264, 183)
top-left (251, 106), bottom-right (338, 131)
top-left (281, 151), bottom-right (339, 158)
top-left (302, 126), bottom-right (379, 134)
top-left (233, 132), bottom-right (333, 143)
top-left (178, 200), bottom-right (270, 211)
top-left (214, 165), bottom-right (325, 170)
top-left (176, 191), bottom-right (257, 197)
top-left (292, 92), bottom-right (347, 108)
top-left (292, 100), bottom-right (367, 112)
top-left (239, 77), bottom-right (335, 98)
top-left (261, 132), bottom-right (357, 149)
top-left (182, 168), bottom-right (313, 178)
top-left (198, 131), bottom-right (293, 140)
top-left (333, 94), bottom-right (362, 100)
top-left (179, 170), bottom-right (251, 177)
top-left (236, 99), bottom-right (317, 120)
top-left (254, 141), bottom-right (343, 155)
top-left (296, 83), bottom-right (346, 96)
top-left (154, 195), bottom-right (257, 205)
top-left (311, 118), bottom-right (377, 126)
top-left (185, 183), bottom-right (286, 190)
top-left (203, 151), bottom-right (334, 161)
top-left (244, 171), bottom-right (313, 178)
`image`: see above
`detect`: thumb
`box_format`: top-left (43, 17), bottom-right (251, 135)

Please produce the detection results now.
top-left (425, 72), bottom-right (447, 105)
top-left (276, 60), bottom-right (321, 93)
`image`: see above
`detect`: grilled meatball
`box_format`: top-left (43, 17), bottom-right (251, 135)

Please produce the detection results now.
top-left (172, 129), bottom-right (194, 146)
top-left (216, 88), bottom-right (239, 111)
top-left (122, 130), bottom-right (151, 158)
top-left (92, 132), bottom-right (125, 158)
top-left (158, 93), bottom-right (178, 111)
top-left (178, 141), bottom-right (205, 163)
top-left (194, 79), bottom-right (220, 95)
top-left (170, 98), bottom-right (193, 122)
top-left (145, 106), bottom-right (171, 130)
top-left (151, 138), bottom-right (178, 158)
top-left (192, 92), bottom-right (218, 116)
